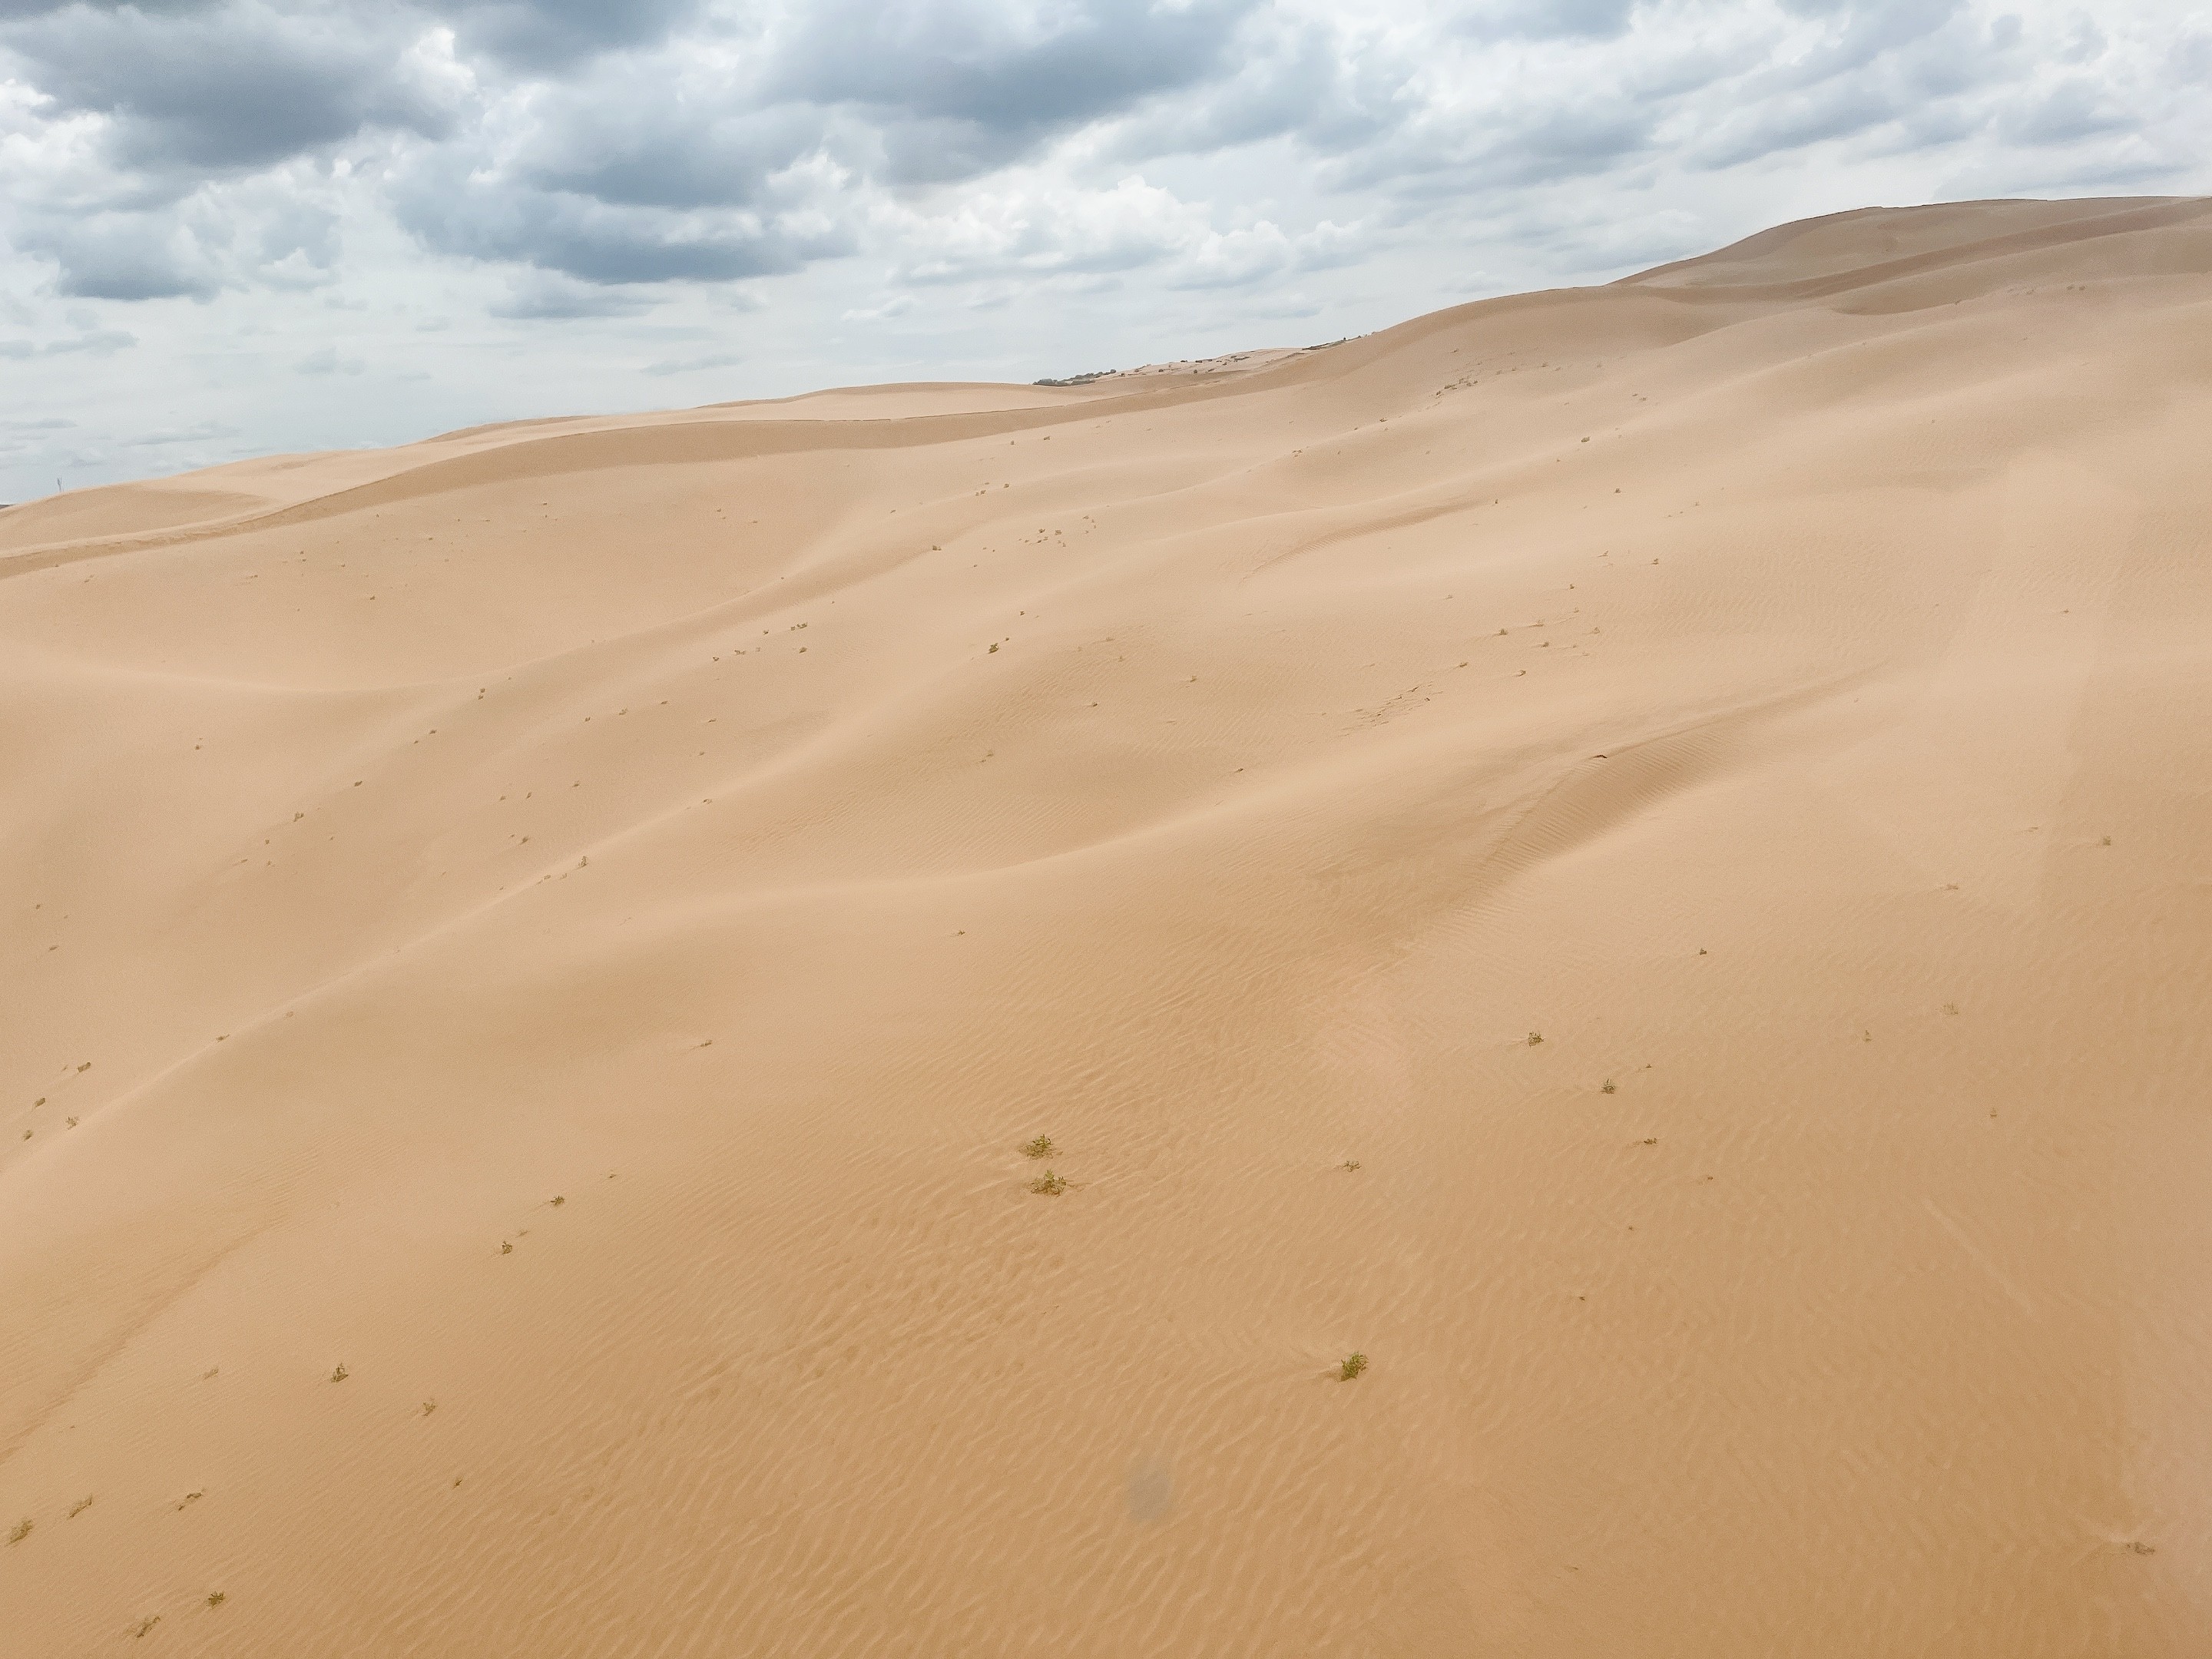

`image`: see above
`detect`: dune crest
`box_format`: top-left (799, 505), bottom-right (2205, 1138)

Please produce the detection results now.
top-left (5, 196), bottom-right (2210, 1657)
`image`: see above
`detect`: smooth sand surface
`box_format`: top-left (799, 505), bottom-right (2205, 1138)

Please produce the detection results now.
top-left (5, 195), bottom-right (2210, 1656)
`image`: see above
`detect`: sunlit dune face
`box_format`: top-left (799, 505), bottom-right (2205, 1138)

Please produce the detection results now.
top-left (3, 197), bottom-right (2210, 1658)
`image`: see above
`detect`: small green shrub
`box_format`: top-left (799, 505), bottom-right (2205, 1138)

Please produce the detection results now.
top-left (330, 1363), bottom-right (349, 1383)
top-left (1338, 1353), bottom-right (1368, 1381)
top-left (1021, 1135), bottom-right (1055, 1159)
top-left (1029, 1169), bottom-right (1068, 1196)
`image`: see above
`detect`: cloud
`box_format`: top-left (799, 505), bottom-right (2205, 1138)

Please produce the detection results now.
top-left (1999, 76), bottom-right (2135, 147)
top-left (0, 329), bottom-right (135, 359)
top-left (45, 327), bottom-right (137, 354)
top-left (889, 173), bottom-right (1363, 291)
top-left (434, 0), bottom-right (704, 71)
top-left (768, 0), bottom-right (1263, 181)
top-left (31, 215), bottom-right (225, 300)
top-left (8, 0), bottom-right (2206, 319)
top-left (641, 349), bottom-right (741, 375)
top-left (4, 1), bottom-right (2211, 503)
top-left (1, 2), bottom-right (461, 176)
top-left (1455, 0), bottom-right (1638, 43)
top-left (296, 343), bottom-right (364, 373)
top-left (121, 418), bottom-right (242, 447)
top-left (395, 167), bottom-right (841, 283)
top-left (488, 270), bottom-right (659, 319)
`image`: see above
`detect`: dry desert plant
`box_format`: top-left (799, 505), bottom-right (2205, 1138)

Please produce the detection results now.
top-left (1338, 1353), bottom-right (1369, 1381)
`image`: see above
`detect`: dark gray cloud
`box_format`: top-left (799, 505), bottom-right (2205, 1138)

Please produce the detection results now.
top-left (1453, 0), bottom-right (1637, 42)
top-left (2, 0), bottom-right (2207, 336)
top-left (769, 0), bottom-right (1261, 181)
top-left (433, 0), bottom-right (704, 70)
top-left (512, 94), bottom-right (824, 211)
top-left (370, 0), bottom-right (1282, 286)
top-left (2, 2), bottom-right (455, 176)
top-left (392, 144), bottom-right (856, 283)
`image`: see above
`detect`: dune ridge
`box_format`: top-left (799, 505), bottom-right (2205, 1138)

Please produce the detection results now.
top-left (4, 195), bottom-right (2211, 1656)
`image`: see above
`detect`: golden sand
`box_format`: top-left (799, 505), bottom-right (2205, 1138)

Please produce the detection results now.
top-left (4, 195), bottom-right (2210, 1655)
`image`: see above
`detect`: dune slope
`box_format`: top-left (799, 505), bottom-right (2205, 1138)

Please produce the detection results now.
top-left (4, 194), bottom-right (2211, 1657)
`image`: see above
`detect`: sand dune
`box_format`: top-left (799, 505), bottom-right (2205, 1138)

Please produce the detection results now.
top-left (4, 194), bottom-right (2210, 1656)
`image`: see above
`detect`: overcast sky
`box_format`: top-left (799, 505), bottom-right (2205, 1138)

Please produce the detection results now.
top-left (2, 0), bottom-right (2207, 501)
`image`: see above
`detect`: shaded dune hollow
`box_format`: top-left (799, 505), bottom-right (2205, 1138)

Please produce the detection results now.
top-left (4, 195), bottom-right (2212, 1657)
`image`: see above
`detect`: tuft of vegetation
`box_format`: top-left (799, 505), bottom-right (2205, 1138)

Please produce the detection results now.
top-left (1028, 1169), bottom-right (1069, 1196)
top-left (1338, 1353), bottom-right (1369, 1381)
top-left (1340, 1160), bottom-right (1362, 1171)
top-left (1601, 1079), bottom-right (1615, 1094)
top-left (8, 1518), bottom-right (30, 1545)
top-left (68, 1495), bottom-right (94, 1518)
top-left (330, 1363), bottom-right (349, 1383)
top-left (551, 1195), bottom-right (565, 1207)
top-left (1021, 1135), bottom-right (1055, 1159)
top-left (1527, 1031), bottom-right (1543, 1046)
top-left (134, 1616), bottom-right (161, 1639)
top-left (207, 1592), bottom-right (227, 1608)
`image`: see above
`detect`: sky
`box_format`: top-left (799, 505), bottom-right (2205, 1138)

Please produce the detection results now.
top-left (2, 0), bottom-right (2207, 502)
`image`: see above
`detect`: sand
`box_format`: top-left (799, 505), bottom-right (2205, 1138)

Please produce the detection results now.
top-left (3, 194), bottom-right (2210, 1656)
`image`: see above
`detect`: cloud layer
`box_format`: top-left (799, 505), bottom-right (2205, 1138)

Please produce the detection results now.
top-left (2, 0), bottom-right (2208, 497)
